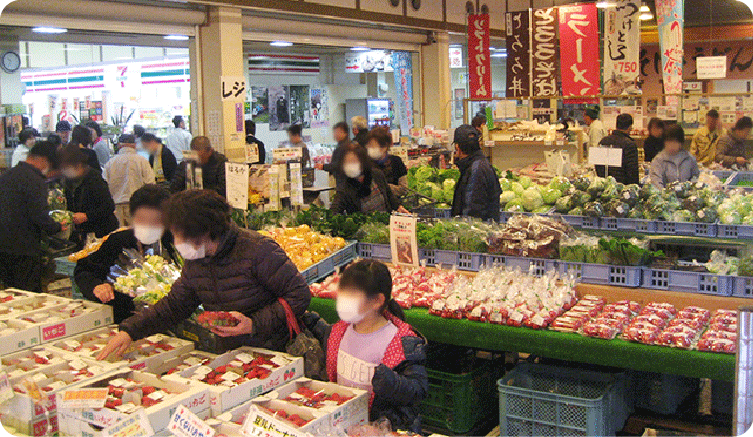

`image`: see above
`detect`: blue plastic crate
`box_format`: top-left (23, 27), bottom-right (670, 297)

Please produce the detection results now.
top-left (434, 209), bottom-right (452, 219)
top-left (553, 214), bottom-right (600, 229)
top-left (498, 363), bottom-right (631, 437)
top-left (357, 243), bottom-right (391, 262)
top-left (500, 209), bottom-right (554, 224)
top-left (456, 252), bottom-right (486, 271)
top-left (558, 262), bottom-right (643, 287)
top-left (504, 256), bottom-right (558, 277)
top-left (331, 241), bottom-right (358, 266)
top-left (732, 275), bottom-right (753, 298)
top-left (655, 221), bottom-right (717, 237)
top-left (600, 217), bottom-right (658, 233)
top-left (717, 224), bottom-right (753, 239)
top-left (420, 249), bottom-right (436, 266)
top-left (726, 172), bottom-right (753, 191)
top-left (712, 170), bottom-right (734, 182)
top-left (433, 250), bottom-right (458, 266)
top-left (55, 257), bottom-right (76, 277)
top-left (644, 268), bottom-right (734, 296)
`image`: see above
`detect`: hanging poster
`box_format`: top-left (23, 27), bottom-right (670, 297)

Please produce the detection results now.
top-left (310, 88), bottom-right (329, 129)
top-left (250, 87), bottom-right (269, 123)
top-left (467, 14), bottom-right (492, 99)
top-left (603, 0), bottom-right (641, 95)
top-left (505, 11), bottom-right (531, 98)
top-left (656, 0), bottom-right (684, 105)
top-left (454, 88), bottom-right (465, 119)
top-left (392, 51), bottom-right (414, 135)
top-left (559, 4), bottom-right (599, 99)
top-left (390, 215), bottom-right (418, 267)
top-left (268, 85), bottom-right (290, 131)
top-left (289, 85), bottom-right (311, 128)
top-left (531, 7), bottom-right (559, 97)
top-left (345, 51), bottom-right (393, 73)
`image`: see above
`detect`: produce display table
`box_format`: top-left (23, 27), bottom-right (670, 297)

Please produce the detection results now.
top-left (308, 283), bottom-right (745, 381)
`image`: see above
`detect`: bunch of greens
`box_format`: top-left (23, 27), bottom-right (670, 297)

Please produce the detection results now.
top-left (560, 236), bottom-right (662, 266)
top-left (499, 176), bottom-right (566, 213)
top-left (407, 166), bottom-right (461, 206)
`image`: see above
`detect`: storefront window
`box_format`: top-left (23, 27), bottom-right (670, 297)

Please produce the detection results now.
top-left (449, 44), bottom-right (506, 128)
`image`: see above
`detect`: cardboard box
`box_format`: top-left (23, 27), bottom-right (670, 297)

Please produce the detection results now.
top-left (163, 347), bottom-right (304, 416)
top-left (57, 370), bottom-right (211, 434)
top-left (1, 410), bottom-right (59, 437)
top-left (241, 399), bottom-right (331, 437)
top-left (0, 319), bottom-right (41, 355)
top-left (1, 301), bottom-right (114, 345)
top-left (0, 295), bottom-right (70, 319)
top-left (264, 378), bottom-right (369, 431)
top-left (48, 328), bottom-right (194, 372)
top-left (60, 408), bottom-right (212, 437)
top-left (2, 346), bottom-right (111, 381)
top-left (143, 350), bottom-right (218, 377)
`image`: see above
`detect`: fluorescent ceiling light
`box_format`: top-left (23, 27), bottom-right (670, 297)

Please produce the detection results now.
top-left (32, 26), bottom-right (67, 34)
top-left (639, 13), bottom-right (654, 20)
top-left (351, 47), bottom-right (370, 51)
top-left (270, 41), bottom-right (293, 47)
top-left (596, 1), bottom-right (615, 8)
top-left (164, 34), bottom-right (189, 41)
top-left (639, 5), bottom-right (650, 12)
top-left (491, 53), bottom-right (507, 57)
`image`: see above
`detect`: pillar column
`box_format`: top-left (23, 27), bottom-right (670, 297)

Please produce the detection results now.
top-left (194, 6), bottom-right (245, 160)
top-left (0, 36), bottom-right (23, 105)
top-left (420, 31), bottom-right (451, 130)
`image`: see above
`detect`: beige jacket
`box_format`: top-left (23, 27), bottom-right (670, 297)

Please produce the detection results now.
top-left (690, 126), bottom-right (724, 166)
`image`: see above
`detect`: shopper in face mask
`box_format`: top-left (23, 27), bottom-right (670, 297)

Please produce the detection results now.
top-left (96, 189), bottom-right (311, 359)
top-left (366, 127), bottom-right (408, 197)
top-left (60, 146), bottom-right (118, 249)
top-left (0, 141), bottom-right (65, 292)
top-left (74, 185), bottom-right (174, 323)
top-left (305, 260), bottom-right (427, 433)
top-left (331, 143), bottom-right (407, 215)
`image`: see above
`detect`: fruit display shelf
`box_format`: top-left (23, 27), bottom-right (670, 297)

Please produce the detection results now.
top-left (308, 283), bottom-right (745, 382)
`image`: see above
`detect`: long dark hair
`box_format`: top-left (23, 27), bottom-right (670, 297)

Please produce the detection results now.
top-left (339, 259), bottom-right (406, 321)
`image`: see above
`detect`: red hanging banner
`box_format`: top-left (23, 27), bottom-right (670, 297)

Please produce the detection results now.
top-left (559, 4), bottom-right (600, 99)
top-left (531, 7), bottom-right (559, 97)
top-left (506, 11), bottom-right (531, 98)
top-left (468, 14), bottom-right (492, 99)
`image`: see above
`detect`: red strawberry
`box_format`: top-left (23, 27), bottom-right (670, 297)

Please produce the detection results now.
top-left (141, 386), bottom-right (156, 395)
top-left (34, 357), bottom-right (48, 365)
top-left (215, 366), bottom-right (227, 374)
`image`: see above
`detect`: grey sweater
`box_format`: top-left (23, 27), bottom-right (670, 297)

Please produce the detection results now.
top-left (649, 149), bottom-right (700, 188)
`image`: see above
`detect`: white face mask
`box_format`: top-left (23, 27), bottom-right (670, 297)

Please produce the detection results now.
top-left (134, 225), bottom-right (164, 245)
top-left (62, 168), bottom-right (78, 179)
top-left (176, 242), bottom-right (206, 260)
top-left (343, 163), bottom-right (362, 179)
top-left (367, 147), bottom-right (383, 160)
top-left (336, 294), bottom-right (366, 324)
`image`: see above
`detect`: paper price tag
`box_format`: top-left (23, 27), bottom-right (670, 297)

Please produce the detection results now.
top-left (225, 162), bottom-right (250, 210)
top-left (58, 388), bottom-right (109, 409)
top-left (242, 407), bottom-right (304, 437)
top-left (0, 372), bottom-right (13, 403)
top-left (102, 409), bottom-right (153, 437)
top-left (588, 147), bottom-right (622, 167)
top-left (390, 215), bottom-right (418, 267)
top-left (268, 165), bottom-right (281, 212)
top-left (289, 162), bottom-right (304, 206)
top-left (168, 404), bottom-right (215, 437)
top-left (245, 143), bottom-right (260, 164)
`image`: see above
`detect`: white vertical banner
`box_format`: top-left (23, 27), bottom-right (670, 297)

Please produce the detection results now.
top-left (656, 0), bottom-right (684, 106)
top-left (289, 162), bottom-right (304, 206)
top-left (603, 0), bottom-right (641, 95)
top-left (268, 165), bottom-right (281, 212)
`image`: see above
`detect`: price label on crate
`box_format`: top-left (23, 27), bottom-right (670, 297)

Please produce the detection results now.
top-left (168, 404), bottom-right (215, 437)
top-left (58, 387), bottom-right (109, 409)
top-left (102, 409), bottom-right (153, 437)
top-left (242, 407), bottom-right (305, 437)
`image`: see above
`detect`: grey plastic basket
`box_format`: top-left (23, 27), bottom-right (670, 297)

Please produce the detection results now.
top-left (498, 363), bottom-right (631, 437)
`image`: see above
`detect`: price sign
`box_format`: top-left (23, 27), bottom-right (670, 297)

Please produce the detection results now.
top-left (390, 215), bottom-right (418, 267)
top-left (168, 405), bottom-right (215, 437)
top-left (0, 372), bottom-right (13, 403)
top-left (392, 146), bottom-right (409, 162)
top-left (272, 147), bottom-right (303, 162)
top-left (245, 142), bottom-right (260, 164)
top-left (588, 147), bottom-right (622, 167)
top-left (58, 388), bottom-right (109, 409)
top-left (102, 409), bottom-right (153, 437)
top-left (225, 162), bottom-right (250, 210)
top-left (242, 407), bottom-right (305, 437)
top-left (268, 165), bottom-right (281, 211)
top-left (289, 162), bottom-right (304, 206)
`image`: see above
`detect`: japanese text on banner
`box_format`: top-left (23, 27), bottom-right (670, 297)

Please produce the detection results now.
top-left (505, 11), bottom-right (531, 98)
top-left (531, 7), bottom-right (559, 97)
top-left (468, 14), bottom-right (492, 99)
top-left (559, 4), bottom-right (600, 99)
top-left (392, 51), bottom-right (414, 136)
top-left (656, 0), bottom-right (684, 105)
top-left (603, 0), bottom-right (641, 95)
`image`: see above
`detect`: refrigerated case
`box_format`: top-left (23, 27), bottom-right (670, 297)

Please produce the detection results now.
top-left (346, 98), bottom-right (392, 129)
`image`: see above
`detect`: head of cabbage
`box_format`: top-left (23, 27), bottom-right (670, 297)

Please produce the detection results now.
top-left (499, 190), bottom-right (517, 205)
top-left (521, 188), bottom-right (544, 212)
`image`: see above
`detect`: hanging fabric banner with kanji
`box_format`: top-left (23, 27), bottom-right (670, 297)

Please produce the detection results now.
top-left (530, 7), bottom-right (559, 97)
top-left (559, 4), bottom-right (599, 100)
top-left (603, 0), bottom-right (641, 95)
top-left (505, 11), bottom-right (531, 98)
top-left (656, 0), bottom-right (684, 106)
top-left (468, 14), bottom-right (492, 99)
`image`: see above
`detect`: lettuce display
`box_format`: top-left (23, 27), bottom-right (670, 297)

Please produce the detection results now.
top-left (717, 194), bottom-right (753, 225)
top-left (560, 236), bottom-right (662, 266)
top-left (499, 176), bottom-right (564, 213)
top-left (407, 167), bottom-right (461, 207)
top-left (357, 219), bottom-right (494, 253)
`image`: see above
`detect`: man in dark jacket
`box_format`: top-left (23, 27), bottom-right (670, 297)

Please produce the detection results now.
top-left (319, 121), bottom-right (351, 176)
top-left (171, 136), bottom-right (228, 197)
top-left (96, 190), bottom-right (312, 359)
top-left (450, 124), bottom-right (501, 221)
top-left (143, 133), bottom-right (177, 184)
top-left (245, 120), bottom-right (266, 164)
top-left (0, 141), bottom-right (64, 292)
top-left (596, 113), bottom-right (639, 185)
top-left (75, 185), bottom-right (175, 323)
top-left (60, 146), bottom-right (119, 248)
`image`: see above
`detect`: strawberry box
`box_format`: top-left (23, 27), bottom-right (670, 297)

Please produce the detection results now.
top-left (56, 370), bottom-right (211, 434)
top-left (48, 327), bottom-right (194, 372)
top-left (145, 350), bottom-right (218, 377)
top-left (1, 410), bottom-right (59, 437)
top-left (0, 318), bottom-right (42, 355)
top-left (240, 399), bottom-right (331, 437)
top-left (163, 346), bottom-right (304, 415)
top-left (4, 301), bottom-right (114, 345)
top-left (60, 407), bottom-right (213, 437)
top-left (264, 378), bottom-right (369, 431)
top-left (0, 295), bottom-right (72, 319)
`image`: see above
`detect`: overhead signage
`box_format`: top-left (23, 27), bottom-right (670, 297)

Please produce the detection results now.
top-left (531, 7), bottom-right (559, 97)
top-left (603, 0), bottom-right (641, 95)
top-left (505, 11), bottom-right (531, 98)
top-left (559, 4), bottom-right (600, 99)
top-left (468, 14), bottom-right (492, 99)
top-left (696, 56), bottom-right (727, 79)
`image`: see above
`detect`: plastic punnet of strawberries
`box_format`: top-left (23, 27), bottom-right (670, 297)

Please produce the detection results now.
top-left (196, 311), bottom-right (241, 328)
top-left (200, 354), bottom-right (279, 386)
top-left (262, 407), bottom-right (311, 428)
top-left (283, 386), bottom-right (353, 409)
